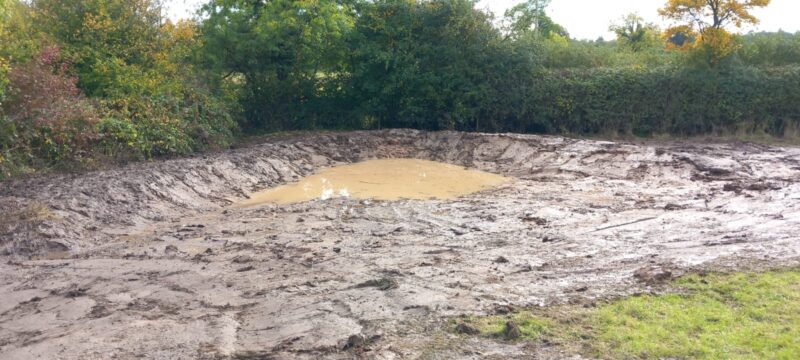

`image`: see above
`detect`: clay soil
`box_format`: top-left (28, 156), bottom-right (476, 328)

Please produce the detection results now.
top-left (1, 130), bottom-right (799, 359)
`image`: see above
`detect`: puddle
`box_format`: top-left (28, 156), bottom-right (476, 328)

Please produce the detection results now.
top-left (238, 159), bottom-right (509, 206)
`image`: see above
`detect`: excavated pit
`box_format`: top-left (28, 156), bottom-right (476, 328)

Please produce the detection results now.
top-left (1, 129), bottom-right (799, 359)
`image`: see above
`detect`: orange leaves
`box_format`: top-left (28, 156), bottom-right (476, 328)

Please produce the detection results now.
top-left (697, 28), bottom-right (740, 64)
top-left (659, 0), bottom-right (771, 65)
top-left (659, 0), bottom-right (771, 29)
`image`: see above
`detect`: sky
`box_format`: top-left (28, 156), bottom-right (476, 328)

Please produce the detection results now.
top-left (166, 0), bottom-right (800, 40)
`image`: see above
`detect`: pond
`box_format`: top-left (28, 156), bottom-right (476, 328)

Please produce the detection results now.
top-left (238, 158), bottom-right (509, 205)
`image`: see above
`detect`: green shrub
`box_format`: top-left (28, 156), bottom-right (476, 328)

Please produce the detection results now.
top-left (0, 0), bottom-right (239, 176)
top-left (0, 58), bottom-right (7, 106)
top-left (103, 96), bottom-right (192, 158)
top-left (737, 31), bottom-right (800, 67)
top-left (99, 92), bottom-right (237, 160)
top-left (522, 66), bottom-right (800, 137)
top-left (96, 117), bottom-right (141, 160)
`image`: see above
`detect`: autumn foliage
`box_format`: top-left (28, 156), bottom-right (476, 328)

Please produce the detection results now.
top-left (659, 0), bottom-right (771, 65)
top-left (0, 0), bottom-right (236, 178)
top-left (2, 47), bottom-right (99, 166)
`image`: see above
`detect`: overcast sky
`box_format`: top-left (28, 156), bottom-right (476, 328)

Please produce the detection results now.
top-left (166, 0), bottom-right (800, 40)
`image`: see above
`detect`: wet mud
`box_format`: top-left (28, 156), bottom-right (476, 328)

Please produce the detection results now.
top-left (0, 130), bottom-right (798, 359)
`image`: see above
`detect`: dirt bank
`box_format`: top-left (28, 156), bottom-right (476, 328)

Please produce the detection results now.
top-left (1, 130), bottom-right (799, 359)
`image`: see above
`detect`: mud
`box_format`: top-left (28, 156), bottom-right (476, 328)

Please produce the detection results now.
top-left (0, 130), bottom-right (798, 359)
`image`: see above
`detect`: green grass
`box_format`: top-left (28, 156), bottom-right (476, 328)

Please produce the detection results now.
top-left (461, 311), bottom-right (554, 340)
top-left (457, 270), bottom-right (800, 359)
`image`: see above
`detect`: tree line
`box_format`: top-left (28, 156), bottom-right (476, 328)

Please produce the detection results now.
top-left (1, 0), bottom-right (799, 179)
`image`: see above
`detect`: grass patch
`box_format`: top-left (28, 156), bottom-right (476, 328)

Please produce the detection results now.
top-left (460, 311), bottom-right (554, 341)
top-left (457, 270), bottom-right (800, 359)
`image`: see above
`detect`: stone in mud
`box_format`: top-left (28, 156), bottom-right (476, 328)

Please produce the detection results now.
top-left (542, 236), bottom-right (560, 243)
top-left (522, 214), bottom-right (548, 226)
top-left (342, 334), bottom-right (366, 350)
top-left (371, 227), bottom-right (403, 237)
top-left (355, 277), bottom-right (398, 291)
top-left (664, 203), bottom-right (685, 211)
top-left (56, 286), bottom-right (88, 298)
top-left (450, 227), bottom-right (468, 236)
top-left (232, 255), bottom-right (253, 264)
top-left (504, 320), bottom-right (522, 340)
top-left (634, 266), bottom-right (673, 285)
top-left (455, 322), bottom-right (481, 335)
top-left (492, 304), bottom-right (517, 315)
top-left (494, 256), bottom-right (510, 264)
top-left (723, 182), bottom-right (743, 193)
top-left (164, 245), bottom-right (179, 255)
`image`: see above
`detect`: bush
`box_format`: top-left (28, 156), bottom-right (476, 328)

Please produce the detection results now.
top-left (520, 66), bottom-right (800, 137)
top-left (0, 47), bottom-right (99, 177)
top-left (347, 0), bottom-right (534, 132)
top-left (737, 31), bottom-right (800, 67)
top-left (0, 57), bottom-right (8, 105)
top-left (100, 92), bottom-right (237, 159)
top-left (0, 1), bottom-right (239, 180)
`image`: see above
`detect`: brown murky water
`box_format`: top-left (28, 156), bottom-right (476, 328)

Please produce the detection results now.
top-left (239, 159), bottom-right (509, 206)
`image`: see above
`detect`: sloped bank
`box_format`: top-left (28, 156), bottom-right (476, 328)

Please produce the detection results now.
top-left (0, 129), bottom-right (639, 256)
top-left (1, 130), bottom-right (452, 255)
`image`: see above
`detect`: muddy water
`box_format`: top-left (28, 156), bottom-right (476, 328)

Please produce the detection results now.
top-left (239, 159), bottom-right (509, 205)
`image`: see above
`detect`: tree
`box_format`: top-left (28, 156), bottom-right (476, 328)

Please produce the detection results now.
top-left (609, 13), bottom-right (661, 52)
top-left (659, 0), bottom-right (771, 65)
top-left (504, 0), bottom-right (568, 39)
top-left (31, 0), bottom-right (165, 96)
top-left (348, 0), bottom-right (535, 131)
top-left (26, 0), bottom-right (236, 158)
top-left (0, 0), bottom-right (41, 64)
top-left (0, 0), bottom-right (9, 104)
top-left (200, 0), bottom-right (355, 129)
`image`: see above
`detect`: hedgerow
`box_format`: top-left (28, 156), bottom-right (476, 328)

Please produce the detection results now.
top-left (2, 0), bottom-right (800, 180)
